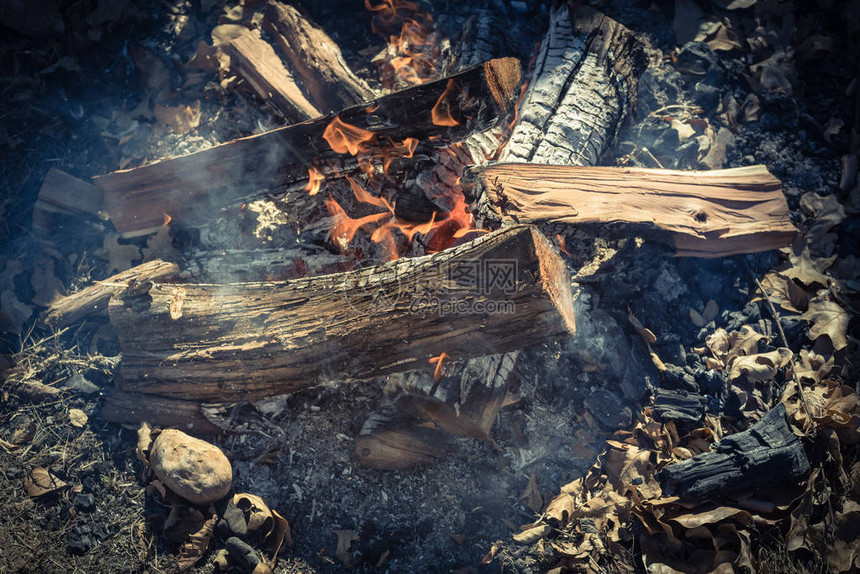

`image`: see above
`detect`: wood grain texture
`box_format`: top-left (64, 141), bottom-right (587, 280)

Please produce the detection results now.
top-left (41, 259), bottom-right (180, 328)
top-left (32, 168), bottom-right (103, 234)
top-left (470, 164), bottom-right (798, 257)
top-left (110, 225), bottom-right (574, 402)
top-left (263, 1), bottom-right (376, 112)
top-left (96, 58), bottom-right (521, 237)
top-left (226, 29), bottom-right (321, 120)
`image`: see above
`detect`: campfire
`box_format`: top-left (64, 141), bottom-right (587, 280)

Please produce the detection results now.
top-left (3, 0), bottom-right (858, 572)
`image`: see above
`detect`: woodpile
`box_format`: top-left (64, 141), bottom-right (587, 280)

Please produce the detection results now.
top-left (37, 0), bottom-right (800, 471)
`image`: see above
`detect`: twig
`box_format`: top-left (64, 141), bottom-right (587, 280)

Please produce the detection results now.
top-left (744, 261), bottom-right (812, 424)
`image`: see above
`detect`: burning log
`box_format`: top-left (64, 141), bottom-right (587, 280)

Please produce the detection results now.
top-left (96, 58), bottom-right (521, 237)
top-left (109, 225), bottom-right (575, 402)
top-left (467, 164), bottom-right (798, 257)
top-left (389, 351), bottom-right (518, 439)
top-left (262, 1), bottom-right (376, 112)
top-left (658, 404), bottom-right (810, 500)
top-left (41, 259), bottom-right (180, 328)
top-left (32, 168), bottom-right (103, 234)
top-left (226, 29), bottom-right (321, 120)
top-left (388, 4), bottom-right (648, 437)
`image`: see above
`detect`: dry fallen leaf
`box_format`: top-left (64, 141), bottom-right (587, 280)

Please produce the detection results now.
top-left (154, 100), bottom-right (201, 134)
top-left (97, 233), bottom-right (141, 274)
top-left (757, 272), bottom-right (808, 314)
top-left (512, 524), bottom-right (552, 544)
top-left (136, 422), bottom-right (152, 465)
top-left (778, 243), bottom-right (832, 288)
top-left (728, 348), bottom-right (792, 382)
top-left (68, 408), bottom-right (88, 428)
top-left (694, 19), bottom-right (743, 51)
top-left (800, 192), bottom-right (846, 243)
top-left (142, 224), bottom-right (179, 262)
top-left (804, 293), bottom-right (851, 350)
top-left (333, 529), bottom-right (358, 566)
top-left (24, 467), bottom-right (67, 497)
top-left (481, 540), bottom-right (504, 565)
top-left (178, 513), bottom-right (216, 571)
top-left (828, 501), bottom-right (860, 572)
top-left (268, 509), bottom-right (291, 568)
top-left (522, 473), bottom-right (543, 514)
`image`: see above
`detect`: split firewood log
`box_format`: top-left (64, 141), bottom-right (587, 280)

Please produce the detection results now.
top-left (467, 164), bottom-right (798, 257)
top-left (262, 1), bottom-right (376, 112)
top-left (32, 168), bottom-right (104, 235)
top-left (109, 225), bottom-right (575, 402)
top-left (96, 57), bottom-right (522, 237)
top-left (41, 259), bottom-right (181, 328)
top-left (226, 29), bottom-right (321, 120)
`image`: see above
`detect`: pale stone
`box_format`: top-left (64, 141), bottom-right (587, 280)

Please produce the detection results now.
top-left (149, 429), bottom-right (232, 504)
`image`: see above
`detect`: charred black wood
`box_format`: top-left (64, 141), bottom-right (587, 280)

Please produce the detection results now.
top-left (658, 404), bottom-right (810, 500)
top-left (652, 388), bottom-right (705, 425)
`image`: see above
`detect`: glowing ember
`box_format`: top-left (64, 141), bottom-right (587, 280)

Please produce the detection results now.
top-left (162, 212), bottom-right (172, 226)
top-left (429, 351), bottom-right (449, 381)
top-left (431, 80), bottom-right (460, 127)
top-left (305, 168), bottom-right (325, 196)
top-left (323, 116), bottom-right (376, 155)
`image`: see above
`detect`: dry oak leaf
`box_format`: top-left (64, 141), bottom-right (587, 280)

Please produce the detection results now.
top-left (333, 529), bottom-right (358, 566)
top-left (793, 349), bottom-right (833, 385)
top-left (757, 272), bottom-right (807, 314)
top-left (804, 294), bottom-right (851, 350)
top-left (727, 348), bottom-right (792, 382)
top-left (24, 467), bottom-right (67, 497)
top-left (800, 191), bottom-right (846, 241)
top-left (705, 325), bottom-right (766, 368)
top-left (154, 100), bottom-right (201, 134)
top-left (97, 233), bottom-right (141, 274)
top-left (178, 513), bottom-right (216, 571)
top-left (778, 244), bottom-right (832, 288)
top-left (142, 224), bottom-right (179, 262)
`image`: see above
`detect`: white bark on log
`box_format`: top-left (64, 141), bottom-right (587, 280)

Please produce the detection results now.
top-left (499, 2), bottom-right (645, 165)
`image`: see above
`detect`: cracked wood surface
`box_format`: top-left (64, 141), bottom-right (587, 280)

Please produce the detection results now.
top-left (470, 164), bottom-right (798, 257)
top-left (96, 58), bottom-right (521, 237)
top-left (263, 1), bottom-right (376, 112)
top-left (110, 225), bottom-right (574, 402)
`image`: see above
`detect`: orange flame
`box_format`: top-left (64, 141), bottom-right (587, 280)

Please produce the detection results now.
top-left (323, 116), bottom-right (375, 156)
top-left (366, 0), bottom-right (438, 88)
top-left (346, 175), bottom-right (393, 214)
top-left (429, 351), bottom-right (449, 381)
top-left (431, 80), bottom-right (460, 127)
top-left (162, 212), bottom-right (172, 226)
top-left (305, 168), bottom-right (325, 196)
top-left (557, 234), bottom-right (572, 257)
top-left (325, 195), bottom-right (390, 249)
